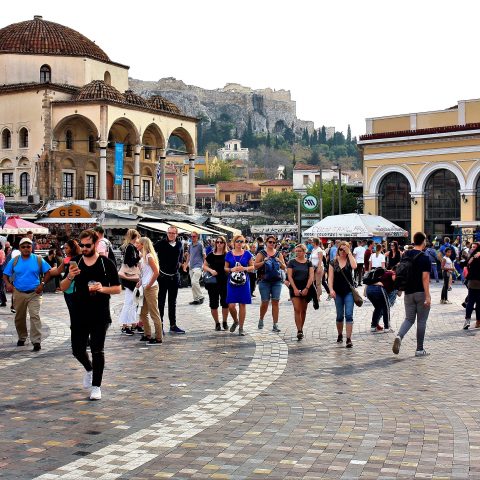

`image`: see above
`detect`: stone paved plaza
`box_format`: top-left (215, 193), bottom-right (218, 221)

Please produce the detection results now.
top-left (0, 282), bottom-right (479, 479)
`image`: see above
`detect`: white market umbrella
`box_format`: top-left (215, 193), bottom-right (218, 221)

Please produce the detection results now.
top-left (303, 213), bottom-right (408, 239)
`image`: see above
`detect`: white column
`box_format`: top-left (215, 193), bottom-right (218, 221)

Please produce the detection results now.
top-left (188, 155), bottom-right (195, 211)
top-left (159, 149), bottom-right (166, 205)
top-left (133, 144), bottom-right (141, 201)
top-left (99, 140), bottom-right (107, 200)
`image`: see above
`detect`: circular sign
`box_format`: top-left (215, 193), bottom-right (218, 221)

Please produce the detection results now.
top-left (302, 195), bottom-right (318, 211)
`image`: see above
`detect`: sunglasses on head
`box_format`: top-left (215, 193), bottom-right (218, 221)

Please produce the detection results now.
top-left (79, 242), bottom-right (93, 248)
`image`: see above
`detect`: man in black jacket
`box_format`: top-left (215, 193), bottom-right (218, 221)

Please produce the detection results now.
top-left (155, 226), bottom-right (185, 334)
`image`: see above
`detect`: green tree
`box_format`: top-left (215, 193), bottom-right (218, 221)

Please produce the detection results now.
top-left (205, 160), bottom-right (234, 184)
top-left (0, 184), bottom-right (18, 197)
top-left (261, 190), bottom-right (299, 219)
top-left (302, 128), bottom-right (309, 145)
top-left (347, 124), bottom-right (352, 143)
top-left (307, 180), bottom-right (361, 215)
top-left (308, 150), bottom-right (320, 165)
top-left (319, 125), bottom-right (327, 144)
top-left (266, 131), bottom-right (271, 148)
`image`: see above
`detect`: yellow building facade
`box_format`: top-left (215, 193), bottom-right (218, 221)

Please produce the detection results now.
top-left (358, 98), bottom-right (480, 239)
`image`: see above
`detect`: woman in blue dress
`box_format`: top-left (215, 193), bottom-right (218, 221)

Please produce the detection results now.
top-left (225, 234), bottom-right (254, 336)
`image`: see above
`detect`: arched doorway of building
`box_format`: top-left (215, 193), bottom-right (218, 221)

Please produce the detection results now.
top-left (106, 172), bottom-right (114, 200)
top-left (378, 172), bottom-right (411, 233)
top-left (476, 176), bottom-right (480, 220)
top-left (425, 169), bottom-right (460, 238)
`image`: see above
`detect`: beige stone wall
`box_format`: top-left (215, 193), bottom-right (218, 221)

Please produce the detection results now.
top-left (0, 54), bottom-right (128, 91)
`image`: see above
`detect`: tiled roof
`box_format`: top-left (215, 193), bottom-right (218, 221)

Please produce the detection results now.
top-left (258, 179), bottom-right (293, 187)
top-left (0, 16), bottom-right (110, 62)
top-left (293, 163), bottom-right (315, 170)
top-left (0, 82), bottom-right (79, 95)
top-left (75, 80), bottom-right (124, 102)
top-left (147, 95), bottom-right (181, 115)
top-left (217, 181), bottom-right (260, 193)
top-left (123, 89), bottom-right (148, 108)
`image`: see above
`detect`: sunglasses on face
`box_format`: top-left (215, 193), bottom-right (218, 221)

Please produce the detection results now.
top-left (267, 240), bottom-right (275, 244)
top-left (20, 245), bottom-right (32, 249)
top-left (79, 243), bottom-right (93, 248)
top-left (235, 240), bottom-right (245, 244)
top-left (216, 240), bottom-right (225, 244)
top-left (338, 248), bottom-right (345, 252)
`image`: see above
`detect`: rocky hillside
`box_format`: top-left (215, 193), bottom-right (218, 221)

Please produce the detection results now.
top-left (129, 77), bottom-right (314, 137)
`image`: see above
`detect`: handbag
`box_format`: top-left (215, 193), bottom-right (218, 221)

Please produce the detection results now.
top-left (118, 263), bottom-right (140, 282)
top-left (230, 262), bottom-right (247, 287)
top-left (339, 263), bottom-right (363, 307)
top-left (203, 271), bottom-right (217, 286)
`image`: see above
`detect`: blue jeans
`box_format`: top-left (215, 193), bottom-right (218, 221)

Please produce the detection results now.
top-left (334, 292), bottom-right (354, 323)
top-left (366, 285), bottom-right (390, 328)
top-left (431, 262), bottom-right (439, 281)
top-left (258, 280), bottom-right (283, 301)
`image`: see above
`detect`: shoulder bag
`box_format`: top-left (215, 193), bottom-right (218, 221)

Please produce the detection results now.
top-left (338, 262), bottom-right (363, 307)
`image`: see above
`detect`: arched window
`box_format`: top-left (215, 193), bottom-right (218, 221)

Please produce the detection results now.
top-left (104, 71), bottom-right (111, 85)
top-left (1, 129), bottom-right (11, 149)
top-left (20, 172), bottom-right (30, 197)
top-left (88, 135), bottom-right (95, 153)
top-left (19, 128), bottom-right (28, 148)
top-left (40, 64), bottom-right (51, 83)
top-left (378, 172), bottom-right (411, 233)
top-left (475, 176), bottom-right (480, 220)
top-left (425, 169), bottom-right (460, 238)
top-left (65, 130), bottom-right (73, 150)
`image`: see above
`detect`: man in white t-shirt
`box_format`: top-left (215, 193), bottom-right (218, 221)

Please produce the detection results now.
top-left (353, 241), bottom-right (366, 286)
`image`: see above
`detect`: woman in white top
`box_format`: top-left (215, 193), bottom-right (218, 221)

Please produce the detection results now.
top-left (440, 247), bottom-right (454, 304)
top-left (136, 237), bottom-right (162, 345)
top-left (310, 238), bottom-right (324, 300)
top-left (370, 244), bottom-right (386, 270)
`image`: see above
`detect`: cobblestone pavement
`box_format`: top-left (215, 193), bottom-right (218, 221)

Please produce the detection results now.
top-left (1, 281), bottom-right (479, 479)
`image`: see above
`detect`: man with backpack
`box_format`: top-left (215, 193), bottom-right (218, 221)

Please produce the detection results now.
top-left (254, 235), bottom-right (286, 332)
top-left (3, 237), bottom-right (52, 352)
top-left (392, 232), bottom-right (432, 357)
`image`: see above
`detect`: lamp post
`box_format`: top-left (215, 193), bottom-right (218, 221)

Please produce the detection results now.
top-left (338, 164), bottom-right (342, 214)
top-left (319, 161), bottom-right (323, 220)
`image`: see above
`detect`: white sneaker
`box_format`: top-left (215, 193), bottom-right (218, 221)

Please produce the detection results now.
top-left (90, 386), bottom-right (102, 400)
top-left (83, 370), bottom-right (93, 389)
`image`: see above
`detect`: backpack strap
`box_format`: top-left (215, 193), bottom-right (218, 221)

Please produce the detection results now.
top-left (35, 254), bottom-right (43, 282)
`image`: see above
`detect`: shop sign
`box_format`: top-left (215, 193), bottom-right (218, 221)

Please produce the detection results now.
top-left (49, 205), bottom-right (91, 218)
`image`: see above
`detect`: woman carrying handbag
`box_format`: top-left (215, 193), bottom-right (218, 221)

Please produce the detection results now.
top-left (118, 229), bottom-right (140, 336)
top-left (328, 241), bottom-right (358, 348)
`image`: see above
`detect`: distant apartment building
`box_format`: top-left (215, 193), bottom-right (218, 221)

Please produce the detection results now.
top-left (217, 139), bottom-right (249, 162)
top-left (258, 179), bottom-right (293, 196)
top-left (293, 163), bottom-right (352, 194)
top-left (326, 127), bottom-right (336, 140)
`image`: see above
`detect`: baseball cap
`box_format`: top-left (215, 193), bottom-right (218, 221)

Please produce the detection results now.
top-left (19, 237), bottom-right (33, 246)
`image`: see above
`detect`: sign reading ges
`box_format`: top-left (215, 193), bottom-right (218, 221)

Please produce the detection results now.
top-left (49, 205), bottom-right (92, 219)
top-left (302, 195), bottom-right (318, 211)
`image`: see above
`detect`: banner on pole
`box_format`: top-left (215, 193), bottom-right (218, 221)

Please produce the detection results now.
top-left (114, 143), bottom-right (124, 185)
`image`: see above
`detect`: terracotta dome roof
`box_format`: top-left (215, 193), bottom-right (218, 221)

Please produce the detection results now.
top-left (74, 80), bottom-right (124, 102)
top-left (124, 89), bottom-right (148, 107)
top-left (147, 95), bottom-right (181, 114)
top-left (0, 16), bottom-right (110, 62)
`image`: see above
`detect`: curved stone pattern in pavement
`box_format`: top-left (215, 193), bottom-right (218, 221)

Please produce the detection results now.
top-left (1, 283), bottom-right (480, 479)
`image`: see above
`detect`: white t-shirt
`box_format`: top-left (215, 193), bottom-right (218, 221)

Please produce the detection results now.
top-left (371, 253), bottom-right (385, 268)
top-left (140, 253), bottom-right (158, 288)
top-left (310, 246), bottom-right (324, 268)
top-left (353, 246), bottom-right (366, 264)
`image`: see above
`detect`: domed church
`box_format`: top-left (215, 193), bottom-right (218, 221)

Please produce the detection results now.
top-left (0, 16), bottom-right (197, 209)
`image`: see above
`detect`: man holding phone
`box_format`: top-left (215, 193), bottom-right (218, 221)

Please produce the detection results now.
top-left (61, 229), bottom-right (121, 401)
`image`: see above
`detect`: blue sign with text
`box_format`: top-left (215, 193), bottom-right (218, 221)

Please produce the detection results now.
top-left (114, 143), bottom-right (123, 185)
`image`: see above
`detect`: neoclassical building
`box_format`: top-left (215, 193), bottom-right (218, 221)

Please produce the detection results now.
top-left (358, 99), bottom-right (480, 238)
top-left (0, 16), bottom-right (197, 210)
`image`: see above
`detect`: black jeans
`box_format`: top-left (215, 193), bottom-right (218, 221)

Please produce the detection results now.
top-left (158, 273), bottom-right (179, 327)
top-left (71, 313), bottom-right (109, 387)
top-left (441, 271), bottom-right (450, 301)
top-left (355, 263), bottom-right (364, 285)
top-left (366, 285), bottom-right (390, 328)
top-left (466, 288), bottom-right (480, 321)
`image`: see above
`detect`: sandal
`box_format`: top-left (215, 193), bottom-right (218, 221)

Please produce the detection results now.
top-left (297, 331), bottom-right (304, 340)
top-left (337, 334), bottom-right (343, 343)
top-left (346, 338), bottom-right (353, 348)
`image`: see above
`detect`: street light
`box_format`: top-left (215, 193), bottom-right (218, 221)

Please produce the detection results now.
top-left (319, 160), bottom-right (323, 220)
top-left (332, 164), bottom-right (342, 214)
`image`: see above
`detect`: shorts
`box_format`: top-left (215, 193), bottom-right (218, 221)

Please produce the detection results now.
top-left (258, 280), bottom-right (283, 302)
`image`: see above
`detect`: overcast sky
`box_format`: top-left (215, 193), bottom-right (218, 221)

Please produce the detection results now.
top-left (3, 1), bottom-right (479, 138)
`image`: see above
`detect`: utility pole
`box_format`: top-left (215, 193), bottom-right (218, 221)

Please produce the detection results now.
top-left (319, 161), bottom-right (323, 220)
top-left (331, 177), bottom-right (335, 215)
top-left (338, 165), bottom-right (342, 214)
top-left (297, 198), bottom-right (302, 241)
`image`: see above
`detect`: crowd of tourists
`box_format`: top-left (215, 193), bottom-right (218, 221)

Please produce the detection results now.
top-left (4, 223), bottom-right (479, 401)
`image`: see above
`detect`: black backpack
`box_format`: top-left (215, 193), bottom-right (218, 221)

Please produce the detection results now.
top-left (363, 267), bottom-right (385, 285)
top-left (394, 251), bottom-right (423, 291)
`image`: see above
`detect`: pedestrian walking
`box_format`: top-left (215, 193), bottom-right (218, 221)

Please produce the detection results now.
top-left (0, 244), bottom-right (7, 306)
top-left (392, 232), bottom-right (431, 357)
top-left (310, 238), bottom-right (325, 299)
top-left (136, 237), bottom-right (162, 345)
top-left (369, 244), bottom-right (386, 270)
top-left (353, 240), bottom-right (366, 286)
top-left (463, 243), bottom-right (480, 330)
top-left (186, 231), bottom-right (205, 305)
top-left (365, 267), bottom-right (394, 333)
top-left (203, 236), bottom-right (230, 331)
top-left (61, 229), bottom-right (121, 400)
top-left (255, 235), bottom-right (286, 332)
top-left (425, 242), bottom-right (440, 283)
top-left (287, 243), bottom-right (314, 340)
top-left (328, 241), bottom-right (357, 348)
top-left (225, 234), bottom-right (254, 336)
top-left (3, 237), bottom-right (52, 352)
top-left (440, 247), bottom-right (454, 304)
top-left (363, 240), bottom-right (374, 272)
top-left (155, 226), bottom-right (186, 334)
top-left (118, 229), bottom-right (141, 336)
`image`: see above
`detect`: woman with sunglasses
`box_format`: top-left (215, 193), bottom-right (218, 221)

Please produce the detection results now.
top-left (255, 235), bottom-right (286, 332)
top-left (287, 243), bottom-right (314, 340)
top-left (385, 241), bottom-right (401, 270)
top-left (203, 236), bottom-right (230, 331)
top-left (328, 241), bottom-right (357, 348)
top-left (224, 234), bottom-right (254, 336)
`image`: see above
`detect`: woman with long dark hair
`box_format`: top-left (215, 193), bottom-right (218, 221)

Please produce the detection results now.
top-left (464, 242), bottom-right (480, 329)
top-left (385, 241), bottom-right (401, 270)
